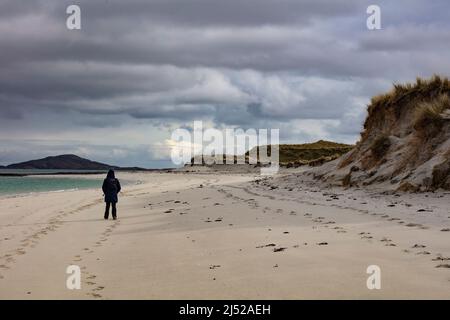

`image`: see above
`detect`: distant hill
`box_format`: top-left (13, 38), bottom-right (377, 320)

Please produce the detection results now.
top-left (256, 140), bottom-right (354, 166)
top-left (189, 140), bottom-right (354, 167)
top-left (6, 154), bottom-right (120, 170)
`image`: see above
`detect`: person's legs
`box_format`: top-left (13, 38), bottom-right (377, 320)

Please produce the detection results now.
top-left (112, 202), bottom-right (117, 219)
top-left (104, 202), bottom-right (111, 219)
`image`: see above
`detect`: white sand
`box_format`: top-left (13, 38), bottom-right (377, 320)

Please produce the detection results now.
top-left (0, 170), bottom-right (449, 299)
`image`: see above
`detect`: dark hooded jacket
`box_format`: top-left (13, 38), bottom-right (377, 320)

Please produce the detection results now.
top-left (102, 170), bottom-right (121, 203)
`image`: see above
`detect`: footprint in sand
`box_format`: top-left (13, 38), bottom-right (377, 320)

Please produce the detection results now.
top-left (432, 255), bottom-right (450, 262)
top-left (380, 237), bottom-right (396, 246)
top-left (417, 209), bottom-right (432, 212)
top-left (416, 251), bottom-right (431, 255)
top-left (405, 223), bottom-right (422, 228)
top-left (256, 243), bottom-right (276, 249)
top-left (93, 286), bottom-right (105, 291)
top-left (209, 265), bottom-right (221, 270)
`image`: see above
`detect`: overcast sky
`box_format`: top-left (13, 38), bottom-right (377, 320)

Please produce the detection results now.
top-left (1, 0), bottom-right (449, 167)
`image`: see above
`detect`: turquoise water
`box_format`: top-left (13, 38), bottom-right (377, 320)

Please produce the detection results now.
top-left (0, 169), bottom-right (107, 175)
top-left (0, 176), bottom-right (102, 196)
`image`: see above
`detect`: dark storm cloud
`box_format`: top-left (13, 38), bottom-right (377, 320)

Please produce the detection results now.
top-left (0, 0), bottom-right (449, 165)
top-left (1, 0), bottom-right (438, 74)
top-left (0, 0), bottom-right (362, 26)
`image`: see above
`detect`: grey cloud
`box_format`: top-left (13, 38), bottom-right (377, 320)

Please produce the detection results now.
top-left (0, 0), bottom-right (361, 27)
top-left (0, 0), bottom-right (449, 166)
top-left (358, 24), bottom-right (450, 52)
top-left (2, 0), bottom-right (450, 78)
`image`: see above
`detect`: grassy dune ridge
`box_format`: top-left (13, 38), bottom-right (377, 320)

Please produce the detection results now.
top-left (314, 75), bottom-right (450, 191)
top-left (189, 140), bottom-right (354, 167)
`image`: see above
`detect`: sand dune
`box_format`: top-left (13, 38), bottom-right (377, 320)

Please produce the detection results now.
top-left (0, 171), bottom-right (449, 299)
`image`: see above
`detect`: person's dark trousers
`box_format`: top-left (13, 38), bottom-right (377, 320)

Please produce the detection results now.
top-left (104, 202), bottom-right (117, 219)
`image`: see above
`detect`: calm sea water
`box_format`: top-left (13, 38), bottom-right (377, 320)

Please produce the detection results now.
top-left (0, 170), bottom-right (104, 196)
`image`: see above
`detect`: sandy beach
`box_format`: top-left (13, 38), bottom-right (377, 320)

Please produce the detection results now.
top-left (0, 170), bottom-right (448, 299)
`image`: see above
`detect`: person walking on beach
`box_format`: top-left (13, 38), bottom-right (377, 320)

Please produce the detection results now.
top-left (102, 169), bottom-right (121, 220)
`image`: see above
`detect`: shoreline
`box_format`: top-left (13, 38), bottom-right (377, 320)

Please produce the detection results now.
top-left (0, 168), bottom-right (177, 177)
top-left (0, 173), bottom-right (144, 200)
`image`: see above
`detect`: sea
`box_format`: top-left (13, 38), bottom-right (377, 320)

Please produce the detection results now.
top-left (0, 169), bottom-right (105, 196)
